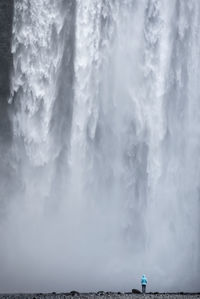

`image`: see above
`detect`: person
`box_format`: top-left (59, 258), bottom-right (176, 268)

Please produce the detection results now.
top-left (141, 274), bottom-right (147, 294)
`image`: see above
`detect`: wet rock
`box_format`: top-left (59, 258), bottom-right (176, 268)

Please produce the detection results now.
top-left (132, 289), bottom-right (141, 294)
top-left (97, 291), bottom-right (105, 296)
top-left (70, 291), bottom-right (80, 296)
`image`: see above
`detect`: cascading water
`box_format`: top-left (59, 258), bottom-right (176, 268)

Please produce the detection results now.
top-left (0, 0), bottom-right (199, 293)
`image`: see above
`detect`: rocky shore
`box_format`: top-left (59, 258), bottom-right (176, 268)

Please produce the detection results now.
top-left (0, 292), bottom-right (199, 299)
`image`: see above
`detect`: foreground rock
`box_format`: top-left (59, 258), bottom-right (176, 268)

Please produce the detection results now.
top-left (0, 293), bottom-right (199, 299)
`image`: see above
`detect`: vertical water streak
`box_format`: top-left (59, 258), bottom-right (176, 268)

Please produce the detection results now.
top-left (69, 0), bottom-right (102, 201)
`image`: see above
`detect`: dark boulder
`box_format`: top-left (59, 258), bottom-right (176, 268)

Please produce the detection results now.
top-left (106, 292), bottom-right (114, 295)
top-left (132, 289), bottom-right (141, 294)
top-left (97, 291), bottom-right (105, 296)
top-left (70, 291), bottom-right (80, 296)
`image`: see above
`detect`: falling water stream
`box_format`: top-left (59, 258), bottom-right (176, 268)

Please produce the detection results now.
top-left (0, 0), bottom-right (199, 293)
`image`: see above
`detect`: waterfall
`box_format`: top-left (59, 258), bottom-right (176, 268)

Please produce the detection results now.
top-left (0, 0), bottom-right (199, 293)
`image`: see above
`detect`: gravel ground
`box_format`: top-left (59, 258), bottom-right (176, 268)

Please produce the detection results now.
top-left (0, 293), bottom-right (199, 299)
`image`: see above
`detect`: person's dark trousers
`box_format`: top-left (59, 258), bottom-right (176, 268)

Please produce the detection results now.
top-left (142, 285), bottom-right (146, 294)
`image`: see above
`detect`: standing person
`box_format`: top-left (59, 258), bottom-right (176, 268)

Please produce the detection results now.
top-left (141, 274), bottom-right (147, 293)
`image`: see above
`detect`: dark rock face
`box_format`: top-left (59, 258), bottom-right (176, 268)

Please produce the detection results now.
top-left (0, 0), bottom-right (13, 143)
top-left (0, 0), bottom-right (13, 95)
top-left (0, 0), bottom-right (14, 217)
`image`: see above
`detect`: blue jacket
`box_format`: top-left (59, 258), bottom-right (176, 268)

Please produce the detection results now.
top-left (141, 275), bottom-right (147, 285)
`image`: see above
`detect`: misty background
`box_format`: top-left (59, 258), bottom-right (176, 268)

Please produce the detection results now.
top-left (0, 0), bottom-right (199, 293)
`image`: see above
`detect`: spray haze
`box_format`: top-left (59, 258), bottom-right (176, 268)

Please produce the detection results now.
top-left (0, 0), bottom-right (199, 293)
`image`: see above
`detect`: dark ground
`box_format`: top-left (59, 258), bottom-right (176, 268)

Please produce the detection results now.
top-left (0, 293), bottom-right (200, 299)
